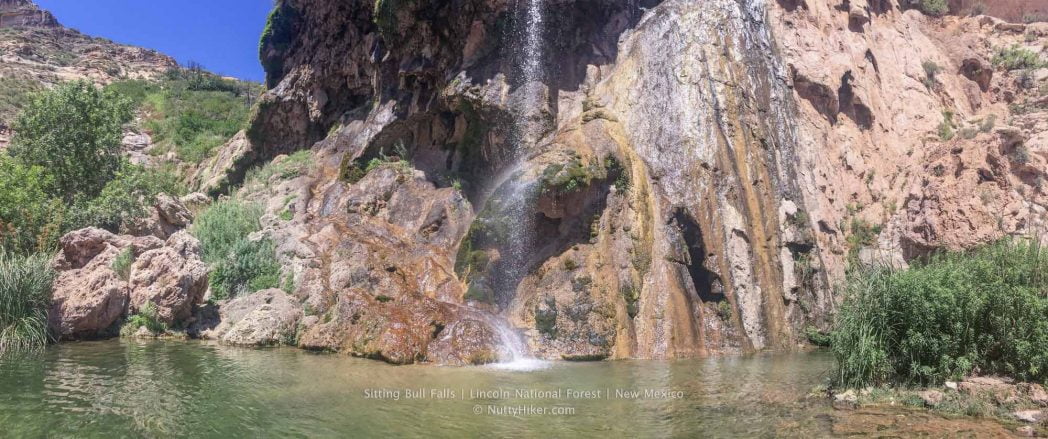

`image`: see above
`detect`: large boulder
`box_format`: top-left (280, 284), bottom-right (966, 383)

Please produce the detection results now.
top-left (192, 289), bottom-right (302, 346)
top-left (123, 193), bottom-right (195, 239)
top-left (128, 231), bottom-right (209, 325)
top-left (48, 228), bottom-right (162, 339)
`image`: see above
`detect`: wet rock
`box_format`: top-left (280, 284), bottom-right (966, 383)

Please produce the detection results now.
top-left (195, 289), bottom-right (302, 346)
top-left (127, 231), bottom-right (209, 325)
top-left (833, 389), bottom-right (859, 410)
top-left (1013, 410), bottom-right (1046, 424)
top-left (918, 390), bottom-right (944, 407)
top-left (427, 318), bottom-right (503, 365)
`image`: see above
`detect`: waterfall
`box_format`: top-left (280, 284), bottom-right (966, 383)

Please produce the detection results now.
top-left (484, 0), bottom-right (549, 371)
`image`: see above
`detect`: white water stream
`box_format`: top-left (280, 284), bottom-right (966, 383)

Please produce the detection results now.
top-left (485, 0), bottom-right (549, 371)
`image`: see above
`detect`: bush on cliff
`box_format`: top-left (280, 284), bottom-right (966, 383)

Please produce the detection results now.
top-left (191, 199), bottom-right (280, 299)
top-left (107, 74), bottom-right (257, 164)
top-left (832, 238), bottom-right (1048, 388)
top-left (0, 156), bottom-right (65, 254)
top-left (0, 252), bottom-right (55, 355)
top-left (0, 81), bottom-right (182, 254)
top-left (10, 80), bottom-right (133, 202)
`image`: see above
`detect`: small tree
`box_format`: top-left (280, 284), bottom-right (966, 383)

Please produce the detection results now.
top-left (9, 81), bottom-right (133, 202)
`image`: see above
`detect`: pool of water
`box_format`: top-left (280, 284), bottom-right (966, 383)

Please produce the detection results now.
top-left (0, 340), bottom-right (1013, 438)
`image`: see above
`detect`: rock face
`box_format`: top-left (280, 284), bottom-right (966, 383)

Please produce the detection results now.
top-left (48, 228), bottom-right (159, 339)
top-left (198, 0), bottom-right (1048, 363)
top-left (0, 0), bottom-right (57, 29)
top-left (0, 0), bottom-right (177, 145)
top-left (191, 289), bottom-right (302, 346)
top-left (127, 231), bottom-right (209, 325)
top-left (47, 197), bottom-right (209, 339)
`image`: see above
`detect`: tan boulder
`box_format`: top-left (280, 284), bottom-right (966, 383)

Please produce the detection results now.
top-left (193, 289), bottom-right (302, 346)
top-left (48, 228), bottom-right (163, 339)
top-left (127, 231), bottom-right (209, 325)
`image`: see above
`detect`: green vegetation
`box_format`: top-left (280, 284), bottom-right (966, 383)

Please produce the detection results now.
top-left (621, 283), bottom-right (640, 318)
top-left (0, 82), bottom-right (182, 255)
top-left (245, 150), bottom-right (312, 186)
top-left (259, 1), bottom-right (298, 81)
top-left (831, 238), bottom-right (1048, 388)
top-left (120, 302), bottom-right (166, 337)
top-left (991, 45), bottom-right (1046, 71)
top-left (64, 162), bottom-right (184, 233)
top-left (107, 70), bottom-right (259, 164)
top-left (805, 326), bottom-right (832, 347)
top-left (0, 77), bottom-right (43, 127)
top-left (191, 199), bottom-right (280, 300)
top-left (11, 81), bottom-right (133, 201)
top-left (912, 0), bottom-right (948, 16)
top-left (0, 157), bottom-right (64, 254)
top-left (921, 60), bottom-right (942, 89)
top-left (937, 110), bottom-right (955, 141)
top-left (716, 300), bottom-right (733, 322)
top-left (111, 248), bottom-right (134, 281)
top-left (373, 0), bottom-right (415, 41)
top-left (0, 252), bottom-right (54, 354)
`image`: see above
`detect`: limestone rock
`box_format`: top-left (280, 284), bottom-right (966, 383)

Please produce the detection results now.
top-left (1013, 410), bottom-right (1046, 423)
top-left (48, 228), bottom-right (164, 339)
top-left (195, 289), bottom-right (302, 346)
top-left (127, 231), bottom-right (209, 325)
top-left (918, 390), bottom-right (944, 407)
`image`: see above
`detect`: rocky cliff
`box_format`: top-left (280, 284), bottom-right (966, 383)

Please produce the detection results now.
top-left (200, 0), bottom-right (1046, 363)
top-left (0, 0), bottom-right (177, 146)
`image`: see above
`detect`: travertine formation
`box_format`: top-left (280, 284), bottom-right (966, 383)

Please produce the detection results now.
top-left (27, 0), bottom-right (1048, 364)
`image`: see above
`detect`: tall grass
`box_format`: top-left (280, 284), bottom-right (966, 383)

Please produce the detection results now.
top-left (832, 238), bottom-right (1048, 388)
top-left (0, 252), bottom-right (55, 354)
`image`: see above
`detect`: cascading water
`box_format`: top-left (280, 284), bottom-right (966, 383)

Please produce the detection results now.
top-left (484, 0), bottom-right (549, 371)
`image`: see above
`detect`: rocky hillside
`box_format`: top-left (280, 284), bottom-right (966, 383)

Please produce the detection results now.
top-left (189, 0), bottom-right (1046, 364)
top-left (14, 0), bottom-right (1045, 365)
top-left (0, 0), bottom-right (177, 145)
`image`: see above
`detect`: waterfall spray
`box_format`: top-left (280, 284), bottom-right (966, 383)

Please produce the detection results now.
top-left (484, 0), bottom-right (549, 371)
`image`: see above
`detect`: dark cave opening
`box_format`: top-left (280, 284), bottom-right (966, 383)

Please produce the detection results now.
top-left (673, 210), bottom-right (724, 303)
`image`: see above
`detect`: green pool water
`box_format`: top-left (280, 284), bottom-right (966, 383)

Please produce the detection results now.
top-left (0, 340), bottom-right (891, 437)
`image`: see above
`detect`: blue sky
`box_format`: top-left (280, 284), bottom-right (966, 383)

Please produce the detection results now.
top-left (35, 0), bottom-right (273, 82)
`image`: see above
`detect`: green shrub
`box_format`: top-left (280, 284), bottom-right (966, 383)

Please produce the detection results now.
top-left (10, 81), bottom-right (133, 201)
top-left (191, 199), bottom-right (280, 300)
top-left (64, 162), bottom-right (185, 232)
top-left (913, 0), bottom-right (948, 16)
top-left (245, 150), bottom-right (312, 186)
top-left (208, 238), bottom-right (281, 300)
top-left (0, 77), bottom-right (43, 127)
top-left (0, 156), bottom-right (65, 254)
top-left (120, 302), bottom-right (166, 337)
top-left (0, 252), bottom-right (55, 354)
top-left (111, 248), bottom-right (134, 281)
top-left (922, 60), bottom-right (942, 88)
top-left (992, 45), bottom-right (1046, 71)
top-left (191, 199), bottom-right (264, 264)
top-left (938, 110), bottom-right (955, 141)
top-left (832, 238), bottom-right (1048, 388)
